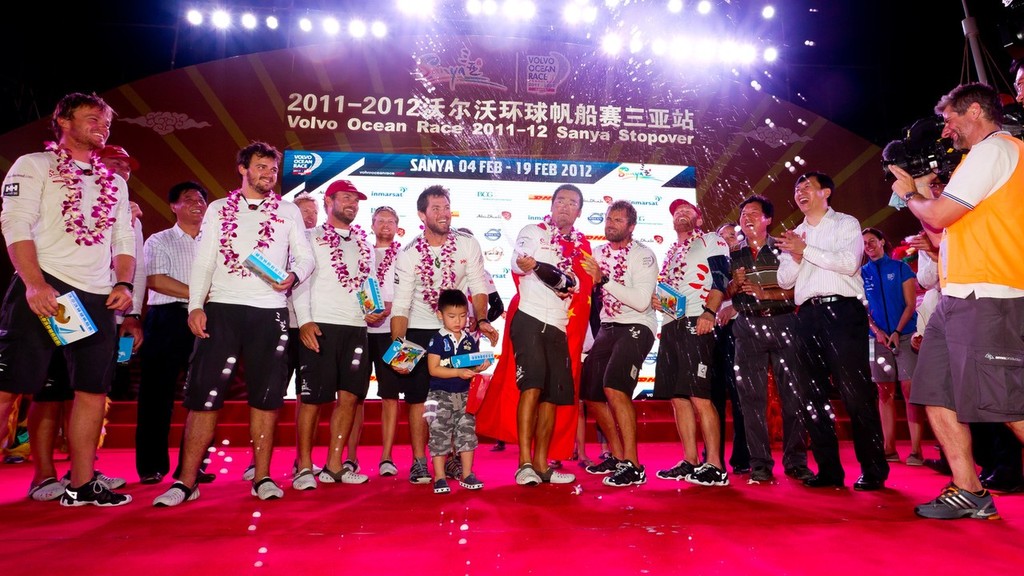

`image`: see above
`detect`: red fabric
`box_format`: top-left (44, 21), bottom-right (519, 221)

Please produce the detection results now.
top-left (475, 230), bottom-right (592, 460)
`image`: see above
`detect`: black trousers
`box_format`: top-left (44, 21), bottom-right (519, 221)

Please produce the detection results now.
top-left (135, 304), bottom-right (194, 477)
top-left (795, 297), bottom-right (888, 482)
top-left (709, 320), bottom-right (750, 470)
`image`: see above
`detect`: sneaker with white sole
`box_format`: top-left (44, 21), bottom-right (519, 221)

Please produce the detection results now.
top-left (409, 458), bottom-right (431, 484)
top-left (515, 463), bottom-right (542, 486)
top-left (906, 453), bottom-right (925, 467)
top-left (242, 464), bottom-right (256, 482)
top-left (915, 483), bottom-right (1000, 520)
top-left (252, 477), bottom-right (284, 500)
top-left (62, 470), bottom-right (126, 491)
top-left (539, 468), bottom-right (576, 484)
top-left (292, 468), bottom-right (318, 491)
top-left (28, 477), bottom-right (66, 502)
top-left (656, 460), bottom-right (696, 481)
top-left (153, 482), bottom-right (200, 507)
top-left (60, 480), bottom-right (132, 507)
top-left (342, 459), bottom-right (361, 474)
top-left (586, 455), bottom-right (621, 475)
top-left (433, 478), bottom-right (451, 494)
top-left (603, 461), bottom-right (647, 487)
top-left (685, 463), bottom-right (730, 487)
top-left (379, 459), bottom-right (398, 477)
top-left (459, 473), bottom-right (484, 490)
top-left (319, 466), bottom-right (369, 485)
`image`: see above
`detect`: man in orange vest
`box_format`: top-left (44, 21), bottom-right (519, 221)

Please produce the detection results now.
top-left (890, 80), bottom-right (1024, 520)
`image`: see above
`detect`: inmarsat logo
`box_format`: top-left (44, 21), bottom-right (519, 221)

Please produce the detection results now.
top-left (291, 153), bottom-right (323, 176)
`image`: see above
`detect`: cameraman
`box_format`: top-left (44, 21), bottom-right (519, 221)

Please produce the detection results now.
top-left (890, 80), bottom-right (1024, 520)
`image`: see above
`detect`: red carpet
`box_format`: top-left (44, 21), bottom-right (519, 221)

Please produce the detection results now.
top-left (1, 441), bottom-right (1022, 575)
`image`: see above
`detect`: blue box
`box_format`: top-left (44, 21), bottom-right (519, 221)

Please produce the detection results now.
top-left (382, 338), bottom-right (427, 372)
top-left (448, 351), bottom-right (494, 369)
top-left (357, 277), bottom-right (385, 314)
top-left (117, 337), bottom-right (134, 363)
top-left (243, 250), bottom-right (287, 284)
top-left (38, 292), bottom-right (98, 346)
top-left (656, 282), bottom-right (687, 319)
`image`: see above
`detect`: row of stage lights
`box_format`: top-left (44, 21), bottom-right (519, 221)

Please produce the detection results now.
top-left (185, 0), bottom-right (780, 63)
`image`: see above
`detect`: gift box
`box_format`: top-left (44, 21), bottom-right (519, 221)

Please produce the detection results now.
top-left (656, 282), bottom-right (687, 319)
top-left (243, 250), bottom-right (288, 284)
top-left (38, 292), bottom-right (97, 346)
top-left (382, 338), bottom-right (427, 371)
top-left (448, 351), bottom-right (494, 369)
top-left (357, 277), bottom-right (385, 314)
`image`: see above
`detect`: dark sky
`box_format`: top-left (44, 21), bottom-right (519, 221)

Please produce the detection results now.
top-left (1, 0), bottom-right (1020, 145)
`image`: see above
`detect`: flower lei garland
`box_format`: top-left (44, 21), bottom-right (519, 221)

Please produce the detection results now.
top-left (218, 189), bottom-right (284, 277)
top-left (47, 141), bottom-right (119, 246)
top-left (598, 241), bottom-right (632, 316)
top-left (414, 232), bottom-right (458, 311)
top-left (659, 233), bottom-right (699, 287)
top-left (376, 241), bottom-right (401, 283)
top-left (542, 215), bottom-right (585, 273)
top-left (319, 223), bottom-right (372, 291)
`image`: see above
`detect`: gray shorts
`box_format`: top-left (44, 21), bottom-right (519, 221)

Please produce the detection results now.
top-left (911, 295), bottom-right (1024, 423)
top-left (426, 389), bottom-right (478, 455)
top-left (869, 333), bottom-right (918, 382)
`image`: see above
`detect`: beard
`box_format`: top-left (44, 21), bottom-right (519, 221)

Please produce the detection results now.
top-left (333, 207), bottom-right (355, 226)
top-left (426, 219), bottom-right (449, 236)
top-left (605, 228), bottom-right (629, 243)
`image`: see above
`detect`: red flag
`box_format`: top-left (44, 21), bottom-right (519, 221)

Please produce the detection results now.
top-left (475, 230), bottom-right (592, 460)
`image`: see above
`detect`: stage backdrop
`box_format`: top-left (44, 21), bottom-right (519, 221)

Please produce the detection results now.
top-left (0, 34), bottom-right (920, 395)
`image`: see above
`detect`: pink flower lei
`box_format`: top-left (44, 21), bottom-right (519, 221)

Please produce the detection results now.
top-left (414, 232), bottom-right (458, 311)
top-left (319, 223), bottom-right (372, 291)
top-left (218, 189), bottom-right (284, 277)
top-left (47, 141), bottom-right (119, 247)
top-left (376, 241), bottom-right (401, 283)
top-left (659, 233), bottom-right (699, 286)
top-left (542, 215), bottom-right (584, 272)
top-left (598, 241), bottom-right (632, 316)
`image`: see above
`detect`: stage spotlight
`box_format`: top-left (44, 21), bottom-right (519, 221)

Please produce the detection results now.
top-left (518, 0), bottom-right (537, 20)
top-left (651, 38), bottom-right (667, 55)
top-left (563, 3), bottom-right (582, 24)
top-left (323, 17), bottom-right (341, 35)
top-left (482, 0), bottom-right (498, 16)
top-left (629, 35), bottom-right (643, 54)
top-left (739, 44), bottom-right (757, 64)
top-left (670, 36), bottom-right (693, 60)
top-left (211, 9), bottom-right (231, 29)
top-left (398, 0), bottom-right (434, 17)
top-left (762, 5), bottom-right (775, 19)
top-left (583, 4), bottom-right (598, 22)
top-left (667, 0), bottom-right (682, 13)
top-left (750, 80), bottom-right (762, 91)
top-left (299, 17), bottom-right (313, 32)
top-left (467, 0), bottom-right (482, 15)
top-left (186, 9), bottom-right (203, 26)
top-left (695, 38), bottom-right (718, 61)
top-left (602, 33), bottom-right (622, 55)
top-left (241, 13), bottom-right (257, 30)
top-left (697, 1), bottom-right (711, 15)
top-left (371, 21), bottom-right (387, 38)
top-left (719, 41), bottom-right (740, 63)
top-left (763, 46), bottom-right (778, 62)
top-left (266, 15), bottom-right (279, 30)
top-left (349, 20), bottom-right (367, 38)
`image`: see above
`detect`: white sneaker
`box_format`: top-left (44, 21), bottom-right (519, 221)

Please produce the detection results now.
top-left (540, 469), bottom-right (576, 484)
top-left (342, 459), bottom-right (361, 474)
top-left (379, 460), bottom-right (398, 477)
top-left (153, 482), bottom-right (200, 507)
top-left (95, 470), bottom-right (127, 490)
top-left (252, 477), bottom-right (284, 500)
top-left (515, 464), bottom-right (542, 486)
top-left (292, 468), bottom-right (317, 491)
top-left (28, 477), bottom-right (66, 501)
top-left (319, 466), bottom-right (369, 484)
top-left (242, 464), bottom-right (256, 482)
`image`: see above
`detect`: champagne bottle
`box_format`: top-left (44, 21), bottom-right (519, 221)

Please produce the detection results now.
top-left (532, 261), bottom-right (576, 293)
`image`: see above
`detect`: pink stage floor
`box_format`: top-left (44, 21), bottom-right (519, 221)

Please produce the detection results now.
top-left (1, 441), bottom-right (1022, 575)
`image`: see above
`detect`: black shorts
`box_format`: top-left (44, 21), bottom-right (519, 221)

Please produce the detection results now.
top-left (653, 318), bottom-right (716, 400)
top-left (0, 273), bottom-right (117, 396)
top-left (510, 311), bottom-right (574, 405)
top-left (297, 323), bottom-right (371, 404)
top-left (183, 302), bottom-right (290, 411)
top-left (33, 353), bottom-right (74, 403)
top-left (392, 328), bottom-right (435, 405)
top-left (581, 323), bottom-right (655, 402)
top-left (368, 332), bottom-right (402, 400)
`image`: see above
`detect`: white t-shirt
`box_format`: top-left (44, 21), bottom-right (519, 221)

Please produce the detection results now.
top-left (594, 239), bottom-right (659, 336)
top-left (291, 225), bottom-right (376, 327)
top-left (392, 231), bottom-right (489, 330)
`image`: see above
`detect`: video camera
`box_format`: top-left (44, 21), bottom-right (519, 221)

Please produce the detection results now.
top-left (882, 102), bottom-right (1024, 180)
top-left (881, 116), bottom-right (963, 180)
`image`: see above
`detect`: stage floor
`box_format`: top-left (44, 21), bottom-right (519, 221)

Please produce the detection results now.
top-left (1, 441), bottom-right (1021, 575)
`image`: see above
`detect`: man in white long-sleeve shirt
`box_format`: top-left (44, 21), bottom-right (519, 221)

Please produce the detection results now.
top-left (775, 171), bottom-right (888, 492)
top-left (153, 141), bottom-right (314, 506)
top-left (0, 92), bottom-right (136, 507)
top-left (580, 200), bottom-right (658, 487)
top-left (390, 185), bottom-right (498, 484)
